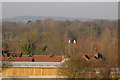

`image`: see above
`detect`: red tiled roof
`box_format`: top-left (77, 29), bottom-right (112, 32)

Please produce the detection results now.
top-left (2, 55), bottom-right (32, 62)
top-left (34, 55), bottom-right (62, 62)
top-left (2, 55), bottom-right (63, 62)
top-left (77, 53), bottom-right (105, 61)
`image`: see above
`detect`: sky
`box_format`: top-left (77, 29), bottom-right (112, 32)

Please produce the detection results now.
top-left (2, 2), bottom-right (118, 20)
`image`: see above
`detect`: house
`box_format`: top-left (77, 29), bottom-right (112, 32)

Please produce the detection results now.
top-left (68, 31), bottom-right (77, 44)
top-left (82, 53), bottom-right (105, 61)
top-left (68, 39), bottom-right (77, 44)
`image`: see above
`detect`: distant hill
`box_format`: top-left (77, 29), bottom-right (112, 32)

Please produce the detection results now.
top-left (3, 16), bottom-right (90, 22)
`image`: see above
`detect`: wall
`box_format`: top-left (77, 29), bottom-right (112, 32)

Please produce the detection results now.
top-left (2, 68), bottom-right (119, 78)
top-left (2, 68), bottom-right (60, 76)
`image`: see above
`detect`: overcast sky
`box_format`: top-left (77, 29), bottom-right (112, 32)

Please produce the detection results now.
top-left (2, 2), bottom-right (118, 20)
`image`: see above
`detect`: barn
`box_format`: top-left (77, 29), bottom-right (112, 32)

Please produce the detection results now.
top-left (2, 53), bottom-right (66, 78)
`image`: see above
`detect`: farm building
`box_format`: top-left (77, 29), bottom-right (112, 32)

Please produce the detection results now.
top-left (1, 52), bottom-right (66, 78)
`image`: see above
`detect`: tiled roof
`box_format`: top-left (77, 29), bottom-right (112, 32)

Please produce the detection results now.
top-left (77, 53), bottom-right (105, 61)
top-left (2, 55), bottom-right (63, 62)
top-left (34, 55), bottom-right (62, 62)
top-left (2, 55), bottom-right (32, 62)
